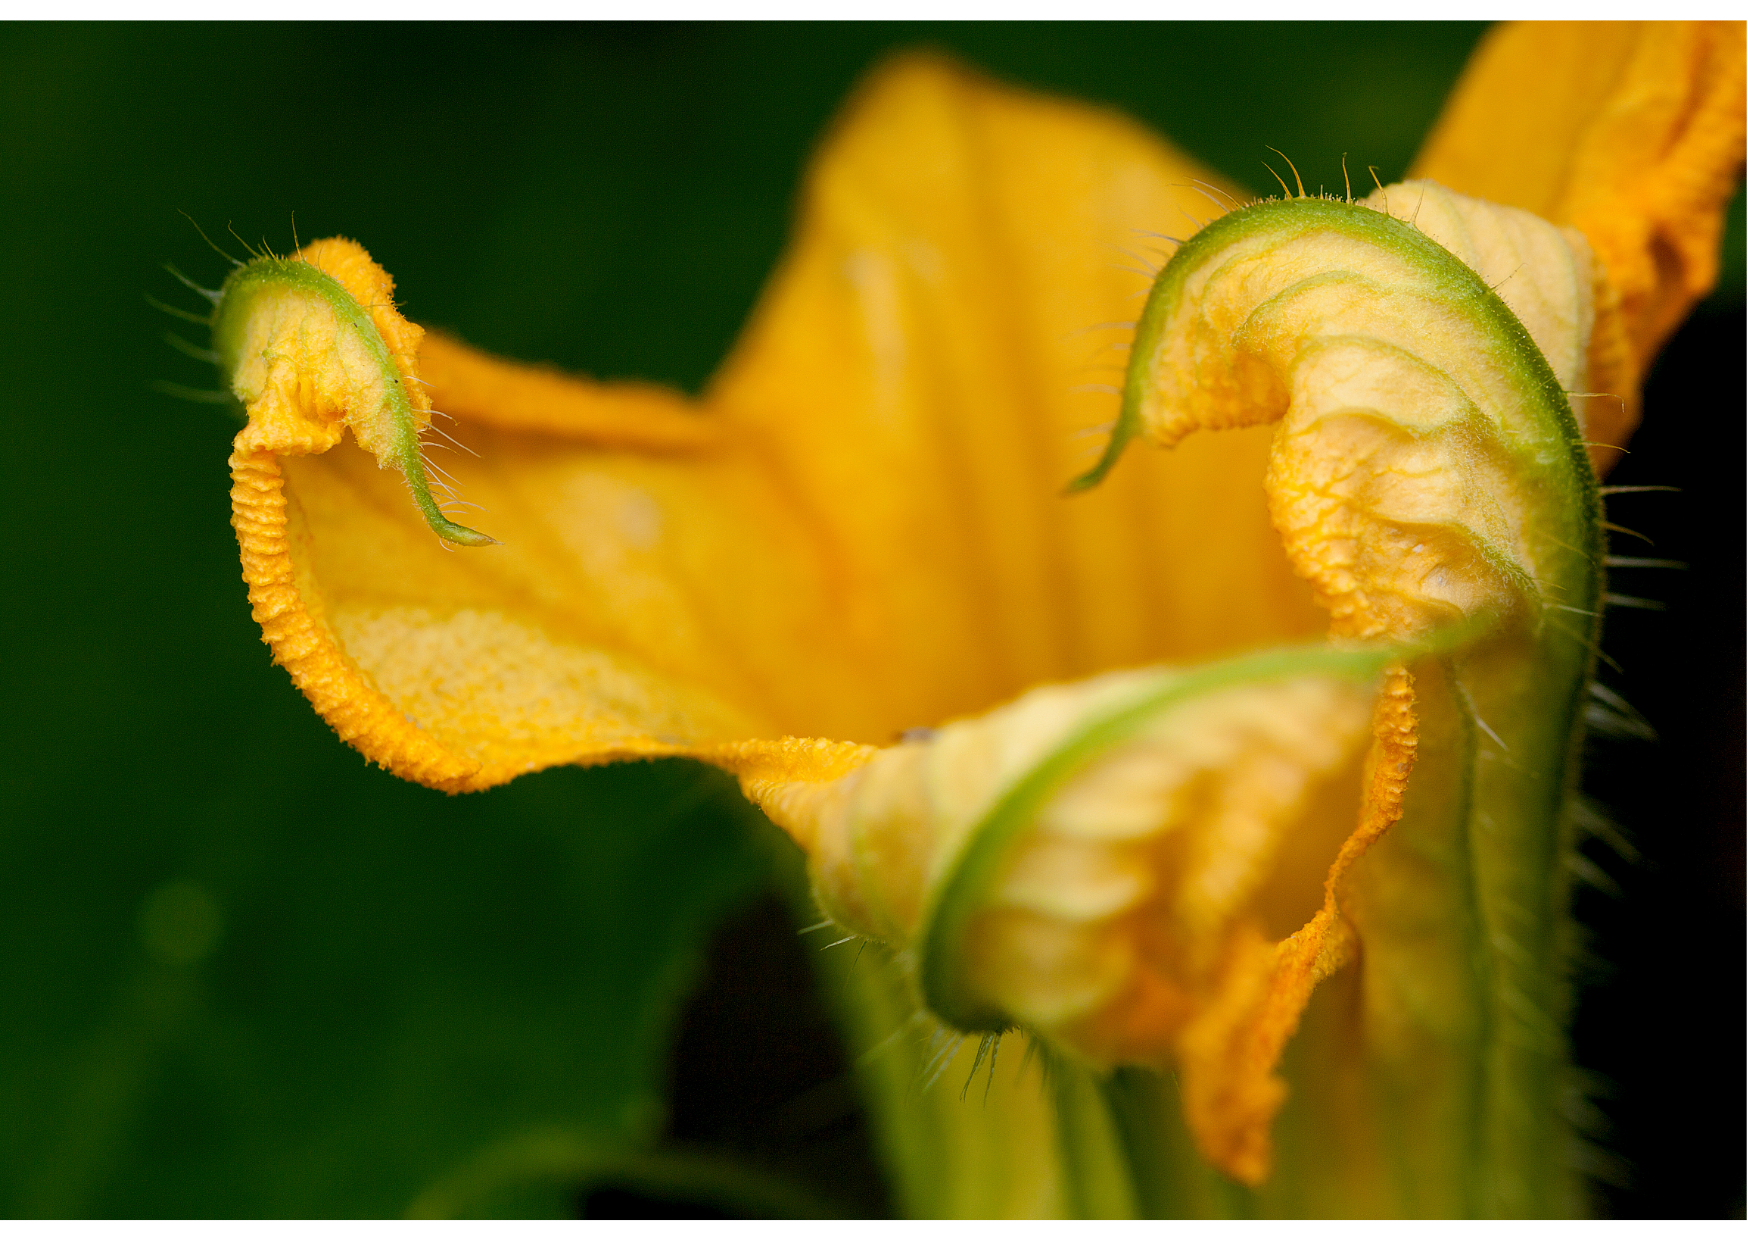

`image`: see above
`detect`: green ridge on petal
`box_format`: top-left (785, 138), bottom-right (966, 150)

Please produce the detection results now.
top-left (211, 255), bottom-right (495, 548)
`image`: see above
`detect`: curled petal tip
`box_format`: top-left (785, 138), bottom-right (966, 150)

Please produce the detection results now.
top-left (1121, 186), bottom-right (1603, 643)
top-left (212, 237), bottom-right (502, 551)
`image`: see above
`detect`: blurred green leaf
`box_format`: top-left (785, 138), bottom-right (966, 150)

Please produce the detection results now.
top-left (0, 751), bottom-right (774, 1216)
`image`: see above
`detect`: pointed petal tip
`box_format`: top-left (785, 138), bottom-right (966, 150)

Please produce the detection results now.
top-left (437, 524), bottom-right (499, 548)
top-left (1064, 428), bottom-right (1133, 495)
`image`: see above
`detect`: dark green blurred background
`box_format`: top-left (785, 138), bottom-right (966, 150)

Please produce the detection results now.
top-left (0, 23), bottom-right (1740, 1218)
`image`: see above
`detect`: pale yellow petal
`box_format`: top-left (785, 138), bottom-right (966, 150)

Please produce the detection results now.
top-left (1360, 180), bottom-right (1597, 403)
top-left (743, 646), bottom-right (1406, 1186)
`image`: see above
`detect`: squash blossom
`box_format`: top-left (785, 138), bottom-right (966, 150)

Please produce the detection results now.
top-left (198, 23), bottom-right (1742, 1218)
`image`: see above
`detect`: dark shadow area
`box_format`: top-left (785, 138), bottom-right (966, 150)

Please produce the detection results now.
top-left (579, 1185), bottom-right (737, 1220)
top-left (627, 892), bottom-right (891, 1219)
top-left (1571, 308), bottom-right (1747, 1219)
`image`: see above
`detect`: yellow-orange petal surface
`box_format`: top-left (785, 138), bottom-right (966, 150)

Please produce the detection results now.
top-left (233, 55), bottom-right (1324, 793)
top-left (1413, 20), bottom-right (1747, 459)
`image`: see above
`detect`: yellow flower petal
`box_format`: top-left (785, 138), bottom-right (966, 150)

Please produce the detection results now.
top-left (706, 56), bottom-right (1322, 704)
top-left (213, 35), bottom-right (1711, 1210)
top-left (748, 640), bottom-right (1423, 1188)
top-left (227, 55), bottom-right (1321, 792)
top-left (1413, 20), bottom-right (1747, 461)
top-left (1361, 179), bottom-right (1598, 400)
top-left (1116, 183), bottom-right (1598, 642)
top-left (1035, 180), bottom-right (1600, 1196)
